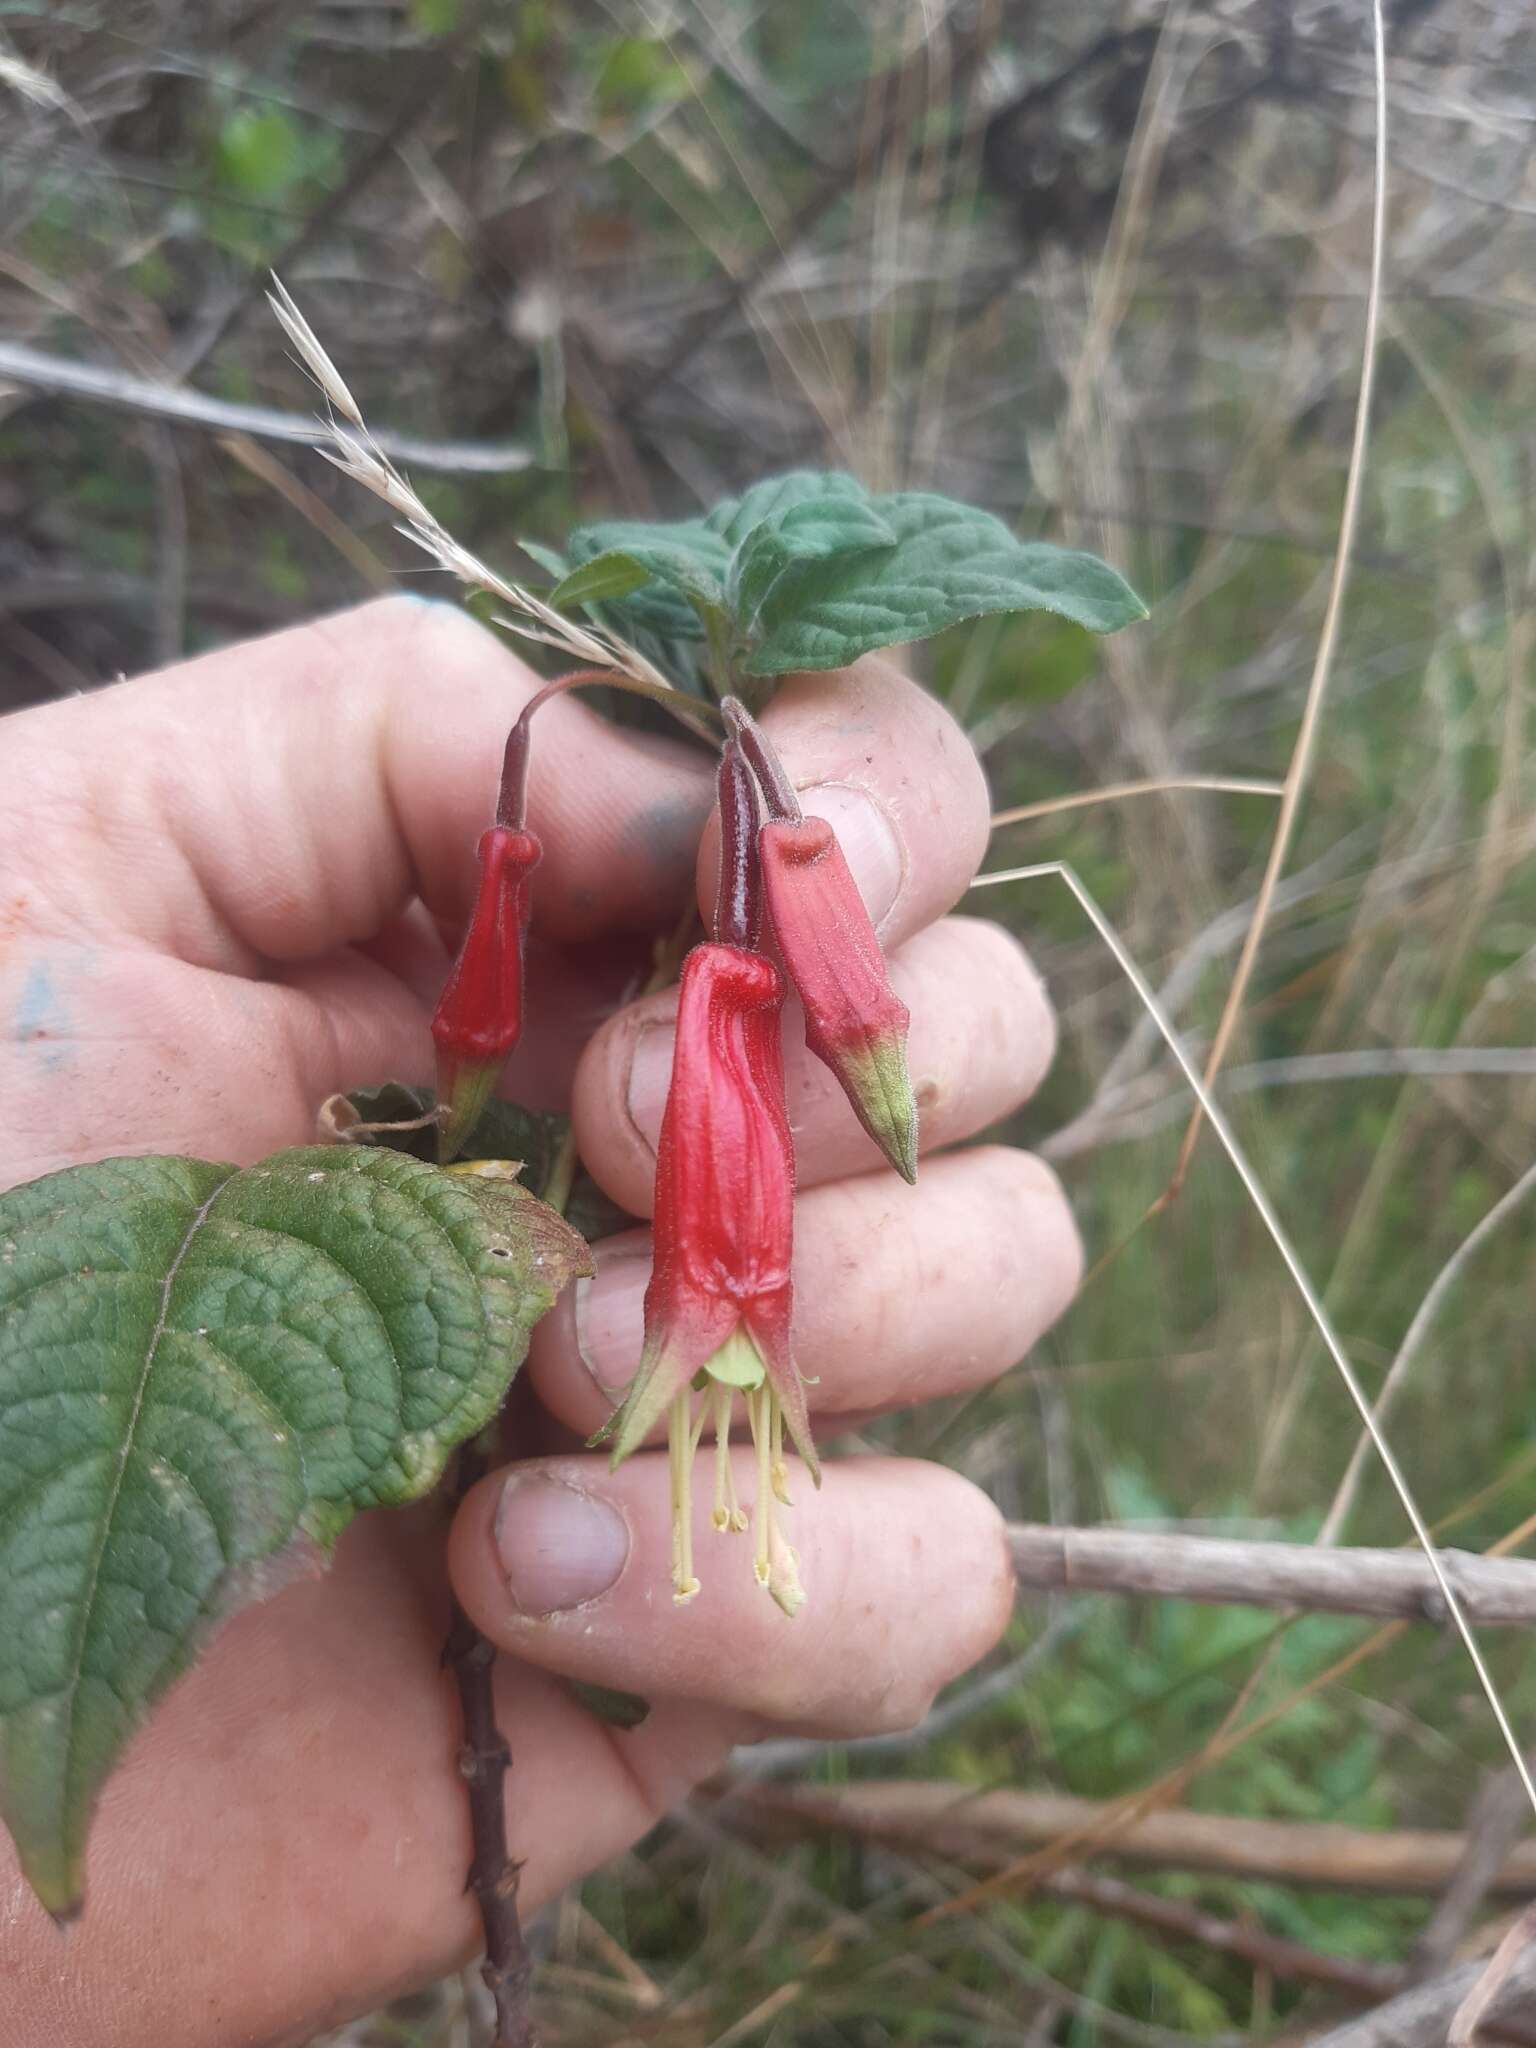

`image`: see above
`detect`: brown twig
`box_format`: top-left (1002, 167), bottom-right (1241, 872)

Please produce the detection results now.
top-left (1450, 1906), bottom-right (1536, 2048)
top-left (1310, 1938), bottom-right (1536, 2048)
top-left (1415, 1757), bottom-right (1536, 1980)
top-left (1043, 1866), bottom-right (1400, 2002)
top-left (443, 1440), bottom-right (536, 2048)
top-left (1005, 1523), bottom-right (1536, 1627)
top-left (734, 1779), bottom-right (1536, 1899)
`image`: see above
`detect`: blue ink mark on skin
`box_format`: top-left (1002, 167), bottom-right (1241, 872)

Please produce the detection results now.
top-left (13, 961), bottom-right (66, 1071)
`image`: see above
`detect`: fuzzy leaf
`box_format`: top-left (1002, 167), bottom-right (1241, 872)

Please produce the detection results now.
top-left (746, 492), bottom-right (1148, 673)
top-left (728, 496), bottom-right (897, 632)
top-left (705, 469), bottom-right (874, 547)
top-left (560, 519), bottom-right (732, 640)
top-left (515, 537), bottom-right (569, 582)
top-left (547, 553), bottom-right (653, 612)
top-left (0, 1145), bottom-right (590, 1916)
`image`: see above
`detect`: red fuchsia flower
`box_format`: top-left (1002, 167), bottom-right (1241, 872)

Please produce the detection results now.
top-left (726, 699), bottom-right (918, 1184)
top-left (431, 823), bottom-right (541, 1162)
top-left (602, 747), bottom-right (819, 1614)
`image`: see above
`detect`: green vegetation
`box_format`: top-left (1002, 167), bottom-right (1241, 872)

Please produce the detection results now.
top-left (3, 2), bottom-right (1531, 2041)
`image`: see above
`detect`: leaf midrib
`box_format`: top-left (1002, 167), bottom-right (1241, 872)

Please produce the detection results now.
top-left (54, 1170), bottom-right (233, 1820)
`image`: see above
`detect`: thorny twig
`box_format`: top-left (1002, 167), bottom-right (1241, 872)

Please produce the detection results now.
top-left (443, 1437), bottom-right (536, 2048)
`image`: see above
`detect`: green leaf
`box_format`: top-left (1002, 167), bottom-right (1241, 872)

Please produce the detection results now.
top-left (215, 107), bottom-right (305, 200)
top-left (592, 35), bottom-right (689, 114)
top-left (745, 492), bottom-right (1148, 674)
top-left (0, 1146), bottom-right (590, 1916)
top-left (515, 537), bottom-right (568, 583)
top-left (705, 469), bottom-right (874, 547)
top-left (728, 496), bottom-right (897, 633)
top-left (562, 519), bottom-right (732, 642)
top-left (549, 553), bottom-right (656, 613)
top-left (567, 1678), bottom-right (651, 1730)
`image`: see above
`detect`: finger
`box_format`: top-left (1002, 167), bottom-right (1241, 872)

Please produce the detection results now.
top-left (0, 595), bottom-right (714, 970)
top-left (529, 1146), bottom-right (1082, 1439)
top-left (1, 1509), bottom-right (751, 2048)
top-left (572, 915), bottom-right (1055, 1212)
top-left (694, 652), bottom-right (991, 949)
top-left (450, 1452), bottom-right (1015, 1735)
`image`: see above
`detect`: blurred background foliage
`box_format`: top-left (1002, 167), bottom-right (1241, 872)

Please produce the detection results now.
top-left (4, 0), bottom-right (1536, 2041)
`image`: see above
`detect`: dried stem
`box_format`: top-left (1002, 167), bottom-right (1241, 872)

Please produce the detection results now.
top-left (1006, 1523), bottom-right (1536, 1626)
top-left (1317, 1154), bottom-right (1536, 1546)
top-left (990, 775), bottom-right (1283, 827)
top-left (266, 279), bottom-right (668, 689)
top-left (0, 337), bottom-right (531, 472)
top-left (1151, 0), bottom-right (1389, 1210)
top-left (443, 1438), bottom-right (536, 2048)
top-left (971, 860), bottom-right (1536, 1840)
top-left (733, 1777), bottom-right (1536, 1901)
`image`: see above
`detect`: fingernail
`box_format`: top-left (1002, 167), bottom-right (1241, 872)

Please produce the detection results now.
top-left (575, 1244), bottom-right (652, 1395)
top-left (624, 1021), bottom-right (675, 1154)
top-left (493, 1472), bottom-right (630, 1615)
top-left (801, 782), bottom-right (904, 931)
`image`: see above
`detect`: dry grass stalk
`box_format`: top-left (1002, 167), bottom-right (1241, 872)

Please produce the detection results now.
top-left (266, 277), bottom-right (671, 691)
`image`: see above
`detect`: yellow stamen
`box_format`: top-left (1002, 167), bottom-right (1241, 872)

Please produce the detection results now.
top-left (668, 1390), bottom-right (700, 1604)
top-left (750, 1384), bottom-right (773, 1590)
top-left (767, 1522), bottom-right (806, 1618)
top-left (711, 1382), bottom-right (746, 1532)
top-left (770, 1395), bottom-right (792, 1506)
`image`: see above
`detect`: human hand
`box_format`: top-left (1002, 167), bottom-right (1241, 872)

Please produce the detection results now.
top-left (0, 597), bottom-right (1081, 2045)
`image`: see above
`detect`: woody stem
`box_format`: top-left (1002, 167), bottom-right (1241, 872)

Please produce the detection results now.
top-left (443, 1437), bottom-right (537, 2048)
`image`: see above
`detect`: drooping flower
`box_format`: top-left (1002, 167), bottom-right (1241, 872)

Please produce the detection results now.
top-left (431, 824), bottom-right (541, 1162)
top-left (602, 939), bottom-right (818, 1613)
top-left (758, 813), bottom-right (918, 1184)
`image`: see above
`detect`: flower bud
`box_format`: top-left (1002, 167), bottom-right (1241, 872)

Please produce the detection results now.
top-left (759, 815), bottom-right (918, 1183)
top-left (431, 825), bottom-right (541, 1162)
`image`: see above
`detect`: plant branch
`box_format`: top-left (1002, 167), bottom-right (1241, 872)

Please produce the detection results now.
top-left (443, 1438), bottom-right (536, 2048)
top-left (1006, 1523), bottom-right (1536, 1625)
top-left (0, 338), bottom-right (530, 474)
top-left (732, 1779), bottom-right (1536, 1900)
top-left (1310, 1941), bottom-right (1536, 2048)
top-left (1040, 1866), bottom-right (1400, 2002)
